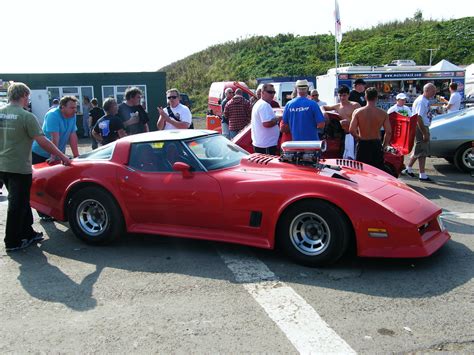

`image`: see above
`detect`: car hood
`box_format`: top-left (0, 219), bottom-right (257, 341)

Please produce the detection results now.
top-left (223, 155), bottom-right (440, 223)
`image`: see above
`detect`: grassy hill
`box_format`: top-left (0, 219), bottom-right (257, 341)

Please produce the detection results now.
top-left (160, 16), bottom-right (474, 114)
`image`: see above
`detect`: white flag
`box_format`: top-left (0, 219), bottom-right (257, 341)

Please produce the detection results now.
top-left (335, 0), bottom-right (342, 43)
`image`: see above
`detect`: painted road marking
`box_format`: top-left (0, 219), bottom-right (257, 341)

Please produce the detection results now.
top-left (218, 247), bottom-right (356, 354)
top-left (441, 211), bottom-right (474, 220)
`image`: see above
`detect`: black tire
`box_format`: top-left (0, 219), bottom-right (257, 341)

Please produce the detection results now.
top-left (453, 143), bottom-right (474, 173)
top-left (276, 200), bottom-right (351, 267)
top-left (68, 186), bottom-right (124, 245)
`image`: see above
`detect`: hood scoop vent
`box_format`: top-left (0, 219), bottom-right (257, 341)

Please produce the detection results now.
top-left (335, 159), bottom-right (364, 171)
top-left (246, 154), bottom-right (275, 165)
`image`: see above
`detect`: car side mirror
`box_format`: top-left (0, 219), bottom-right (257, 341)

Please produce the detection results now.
top-left (172, 162), bottom-right (193, 178)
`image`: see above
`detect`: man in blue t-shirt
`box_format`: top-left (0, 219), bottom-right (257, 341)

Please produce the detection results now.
top-left (32, 96), bottom-right (80, 163)
top-left (281, 80), bottom-right (325, 141)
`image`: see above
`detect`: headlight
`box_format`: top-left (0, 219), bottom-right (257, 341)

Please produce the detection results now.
top-left (437, 215), bottom-right (446, 231)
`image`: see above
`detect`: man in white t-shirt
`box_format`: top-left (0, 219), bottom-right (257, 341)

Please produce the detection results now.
top-left (157, 88), bottom-right (192, 130)
top-left (251, 83), bottom-right (281, 155)
top-left (442, 82), bottom-right (462, 113)
top-left (387, 93), bottom-right (412, 116)
top-left (401, 83), bottom-right (437, 182)
top-left (310, 89), bottom-right (327, 107)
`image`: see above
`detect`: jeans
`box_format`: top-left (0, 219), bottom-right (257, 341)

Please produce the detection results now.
top-left (229, 130), bottom-right (239, 139)
top-left (0, 171), bottom-right (36, 247)
top-left (221, 122), bottom-right (230, 139)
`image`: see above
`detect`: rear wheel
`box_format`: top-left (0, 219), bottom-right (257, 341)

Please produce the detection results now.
top-left (277, 200), bottom-right (351, 266)
top-left (453, 143), bottom-right (474, 173)
top-left (68, 186), bottom-right (123, 245)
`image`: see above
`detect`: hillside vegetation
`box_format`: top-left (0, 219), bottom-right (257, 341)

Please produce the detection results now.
top-left (160, 16), bottom-right (474, 114)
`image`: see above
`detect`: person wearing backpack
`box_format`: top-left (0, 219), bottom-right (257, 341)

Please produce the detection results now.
top-left (157, 88), bottom-right (193, 130)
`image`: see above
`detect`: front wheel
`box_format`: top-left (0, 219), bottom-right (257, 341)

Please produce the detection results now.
top-left (277, 200), bottom-right (351, 266)
top-left (453, 143), bottom-right (474, 173)
top-left (68, 186), bottom-right (123, 245)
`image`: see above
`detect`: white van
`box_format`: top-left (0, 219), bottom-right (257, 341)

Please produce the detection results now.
top-left (257, 81), bottom-right (315, 107)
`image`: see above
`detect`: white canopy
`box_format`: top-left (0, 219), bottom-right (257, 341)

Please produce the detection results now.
top-left (427, 59), bottom-right (463, 72)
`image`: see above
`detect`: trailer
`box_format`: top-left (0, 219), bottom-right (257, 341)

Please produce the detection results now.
top-left (316, 60), bottom-right (466, 112)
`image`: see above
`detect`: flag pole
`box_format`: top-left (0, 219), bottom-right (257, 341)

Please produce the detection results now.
top-left (334, 0), bottom-right (339, 101)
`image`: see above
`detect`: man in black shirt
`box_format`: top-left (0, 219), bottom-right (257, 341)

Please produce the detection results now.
top-left (88, 98), bottom-right (105, 149)
top-left (349, 78), bottom-right (367, 107)
top-left (117, 87), bottom-right (149, 135)
top-left (92, 98), bottom-right (126, 145)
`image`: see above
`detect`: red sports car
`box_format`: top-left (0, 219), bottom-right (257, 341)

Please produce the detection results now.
top-left (31, 130), bottom-right (449, 266)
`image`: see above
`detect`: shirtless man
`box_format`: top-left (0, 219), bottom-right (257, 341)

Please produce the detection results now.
top-left (349, 87), bottom-right (392, 171)
top-left (323, 85), bottom-right (361, 159)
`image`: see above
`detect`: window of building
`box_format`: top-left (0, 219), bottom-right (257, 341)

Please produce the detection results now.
top-left (101, 85), bottom-right (148, 109)
top-left (46, 86), bottom-right (94, 114)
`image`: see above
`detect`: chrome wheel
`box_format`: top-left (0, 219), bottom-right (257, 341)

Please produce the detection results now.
top-left (289, 212), bottom-right (331, 256)
top-left (461, 147), bottom-right (473, 169)
top-left (76, 199), bottom-right (108, 236)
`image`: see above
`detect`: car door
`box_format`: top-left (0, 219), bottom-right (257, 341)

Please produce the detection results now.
top-left (117, 141), bottom-right (224, 230)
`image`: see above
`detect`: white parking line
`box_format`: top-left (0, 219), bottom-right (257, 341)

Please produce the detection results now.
top-left (441, 211), bottom-right (474, 220)
top-left (218, 248), bottom-right (356, 354)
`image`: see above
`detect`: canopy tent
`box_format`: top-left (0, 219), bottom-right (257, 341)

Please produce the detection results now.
top-left (427, 59), bottom-right (463, 72)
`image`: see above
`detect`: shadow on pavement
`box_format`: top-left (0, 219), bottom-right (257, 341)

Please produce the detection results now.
top-left (6, 214), bottom-right (472, 311)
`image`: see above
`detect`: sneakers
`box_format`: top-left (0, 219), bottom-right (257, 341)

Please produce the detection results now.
top-left (419, 176), bottom-right (435, 183)
top-left (5, 232), bottom-right (44, 252)
top-left (401, 169), bottom-right (416, 178)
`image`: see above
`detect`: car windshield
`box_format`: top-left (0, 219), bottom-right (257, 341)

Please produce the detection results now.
top-left (185, 134), bottom-right (249, 171)
top-left (76, 143), bottom-right (116, 160)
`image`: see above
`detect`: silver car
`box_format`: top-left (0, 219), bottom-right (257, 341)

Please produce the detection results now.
top-left (430, 107), bottom-right (474, 173)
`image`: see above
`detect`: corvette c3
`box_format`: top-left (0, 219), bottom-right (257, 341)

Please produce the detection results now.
top-left (31, 130), bottom-right (450, 266)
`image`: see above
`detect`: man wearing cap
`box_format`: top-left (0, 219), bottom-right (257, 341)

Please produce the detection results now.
top-left (387, 93), bottom-right (412, 117)
top-left (349, 79), bottom-right (367, 107)
top-left (281, 80), bottom-right (325, 141)
top-left (440, 82), bottom-right (462, 113)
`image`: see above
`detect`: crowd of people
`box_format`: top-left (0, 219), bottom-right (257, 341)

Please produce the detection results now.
top-left (0, 78), bottom-right (464, 251)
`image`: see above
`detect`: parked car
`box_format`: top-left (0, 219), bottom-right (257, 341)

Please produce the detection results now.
top-left (429, 107), bottom-right (474, 173)
top-left (30, 130), bottom-right (449, 266)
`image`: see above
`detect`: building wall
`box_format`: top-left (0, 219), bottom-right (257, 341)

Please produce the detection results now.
top-left (0, 71), bottom-right (166, 133)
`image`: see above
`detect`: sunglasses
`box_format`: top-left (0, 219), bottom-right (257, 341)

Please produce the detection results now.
top-left (265, 90), bottom-right (276, 94)
top-left (167, 95), bottom-right (178, 99)
top-left (312, 94), bottom-right (319, 97)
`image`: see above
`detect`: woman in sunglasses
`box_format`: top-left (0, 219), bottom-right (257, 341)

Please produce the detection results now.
top-left (157, 88), bottom-right (192, 130)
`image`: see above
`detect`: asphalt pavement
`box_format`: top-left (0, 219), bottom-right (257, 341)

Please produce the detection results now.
top-left (0, 139), bottom-right (472, 353)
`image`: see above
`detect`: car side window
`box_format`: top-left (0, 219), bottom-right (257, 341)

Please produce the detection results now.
top-left (128, 141), bottom-right (202, 173)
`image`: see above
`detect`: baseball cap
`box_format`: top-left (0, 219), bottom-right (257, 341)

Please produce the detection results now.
top-left (396, 93), bottom-right (408, 100)
top-left (354, 79), bottom-right (366, 85)
top-left (295, 79), bottom-right (309, 87)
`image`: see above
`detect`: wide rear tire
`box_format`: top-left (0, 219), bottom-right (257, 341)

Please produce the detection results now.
top-left (277, 200), bottom-right (351, 267)
top-left (68, 186), bottom-right (123, 245)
